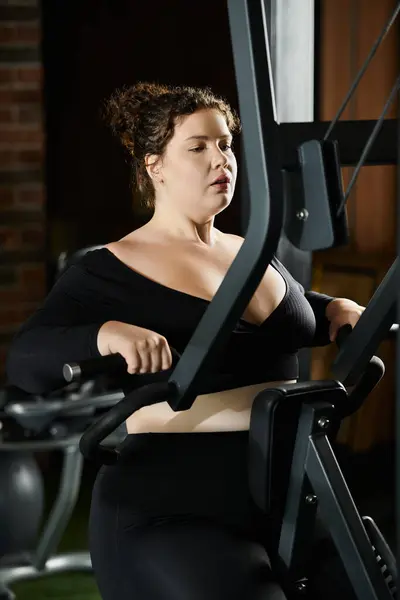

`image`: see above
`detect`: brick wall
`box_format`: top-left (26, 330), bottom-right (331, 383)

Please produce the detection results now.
top-left (0, 0), bottom-right (46, 383)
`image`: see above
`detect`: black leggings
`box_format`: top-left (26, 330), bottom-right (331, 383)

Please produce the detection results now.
top-left (88, 431), bottom-right (287, 600)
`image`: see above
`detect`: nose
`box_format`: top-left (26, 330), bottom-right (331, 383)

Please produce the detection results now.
top-left (211, 145), bottom-right (229, 169)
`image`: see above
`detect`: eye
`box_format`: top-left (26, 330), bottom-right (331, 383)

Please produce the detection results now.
top-left (189, 146), bottom-right (204, 153)
top-left (221, 142), bottom-right (233, 151)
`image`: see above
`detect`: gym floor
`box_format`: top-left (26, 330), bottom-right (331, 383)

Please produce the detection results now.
top-left (8, 441), bottom-right (396, 600)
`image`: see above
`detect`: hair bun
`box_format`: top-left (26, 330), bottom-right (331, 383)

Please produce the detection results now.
top-left (129, 81), bottom-right (170, 104)
top-left (103, 82), bottom-right (169, 154)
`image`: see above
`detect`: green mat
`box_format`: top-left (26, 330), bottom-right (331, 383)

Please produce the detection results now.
top-left (11, 574), bottom-right (100, 600)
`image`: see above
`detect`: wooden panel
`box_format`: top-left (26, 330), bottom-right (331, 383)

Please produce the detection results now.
top-left (319, 0), bottom-right (354, 120)
top-left (353, 0), bottom-right (398, 121)
top-left (352, 166), bottom-right (397, 254)
top-left (316, 0), bottom-right (398, 451)
top-left (320, 0), bottom-right (398, 255)
top-left (320, 0), bottom-right (398, 120)
top-left (351, 0), bottom-right (398, 255)
top-left (310, 261), bottom-right (396, 451)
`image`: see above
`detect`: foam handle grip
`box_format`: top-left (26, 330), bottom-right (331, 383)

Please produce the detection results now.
top-left (63, 348), bottom-right (181, 383)
top-left (335, 324), bottom-right (353, 349)
top-left (63, 353), bottom-right (126, 382)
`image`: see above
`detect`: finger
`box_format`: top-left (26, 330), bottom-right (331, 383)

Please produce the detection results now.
top-left (329, 322), bottom-right (338, 342)
top-left (150, 346), bottom-right (163, 373)
top-left (137, 346), bottom-right (151, 373)
top-left (161, 343), bottom-right (173, 370)
top-left (126, 349), bottom-right (141, 374)
top-left (145, 337), bottom-right (163, 373)
top-left (344, 313), bottom-right (361, 329)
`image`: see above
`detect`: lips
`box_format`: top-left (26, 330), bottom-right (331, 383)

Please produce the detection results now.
top-left (211, 174), bottom-right (231, 185)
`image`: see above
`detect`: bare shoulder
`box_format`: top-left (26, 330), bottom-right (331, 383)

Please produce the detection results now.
top-left (104, 228), bottom-right (149, 259)
top-left (220, 232), bottom-right (245, 251)
top-left (104, 240), bottom-right (133, 262)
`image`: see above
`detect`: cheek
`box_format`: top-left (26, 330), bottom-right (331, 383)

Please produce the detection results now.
top-left (166, 161), bottom-right (199, 192)
top-left (173, 163), bottom-right (204, 200)
top-left (230, 159), bottom-right (238, 188)
top-left (177, 158), bottom-right (204, 180)
top-left (230, 153), bottom-right (238, 174)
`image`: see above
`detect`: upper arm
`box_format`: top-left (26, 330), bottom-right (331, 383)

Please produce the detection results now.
top-left (6, 265), bottom-right (106, 394)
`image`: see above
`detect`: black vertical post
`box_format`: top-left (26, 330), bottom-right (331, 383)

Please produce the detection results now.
top-left (168, 0), bottom-right (284, 410)
top-left (396, 87), bottom-right (400, 595)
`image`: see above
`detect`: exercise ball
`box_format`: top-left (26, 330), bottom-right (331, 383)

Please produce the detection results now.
top-left (0, 451), bottom-right (44, 558)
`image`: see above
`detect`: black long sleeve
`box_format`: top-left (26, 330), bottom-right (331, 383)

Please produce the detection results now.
top-left (304, 290), bottom-right (334, 346)
top-left (6, 248), bottom-right (336, 397)
top-left (6, 265), bottom-right (103, 394)
top-left (273, 256), bottom-right (334, 346)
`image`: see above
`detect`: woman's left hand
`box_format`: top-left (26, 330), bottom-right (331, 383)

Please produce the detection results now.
top-left (325, 298), bottom-right (365, 342)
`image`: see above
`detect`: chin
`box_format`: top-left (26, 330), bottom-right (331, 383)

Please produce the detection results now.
top-left (217, 195), bottom-right (232, 210)
top-left (194, 194), bottom-right (232, 221)
top-left (210, 198), bottom-right (232, 219)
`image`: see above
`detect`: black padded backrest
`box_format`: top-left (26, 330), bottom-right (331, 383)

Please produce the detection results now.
top-left (56, 245), bottom-right (104, 279)
top-left (276, 233), bottom-right (312, 290)
top-left (248, 381), bottom-right (346, 522)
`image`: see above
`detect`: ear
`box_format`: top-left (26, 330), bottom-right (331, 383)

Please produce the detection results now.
top-left (145, 154), bottom-right (163, 183)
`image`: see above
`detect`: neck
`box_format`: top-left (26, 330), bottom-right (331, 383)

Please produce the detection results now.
top-left (146, 204), bottom-right (218, 247)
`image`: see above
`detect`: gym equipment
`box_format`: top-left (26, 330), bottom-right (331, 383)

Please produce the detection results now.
top-left (59, 6), bottom-right (398, 600)
top-left (0, 451), bottom-right (44, 560)
top-left (66, 2), bottom-right (397, 599)
top-left (248, 333), bottom-right (395, 599)
top-left (0, 381), bottom-right (125, 600)
top-left (0, 347), bottom-right (394, 600)
top-left (56, 245), bottom-right (104, 279)
top-left (0, 245), bottom-right (126, 600)
top-left (66, 332), bottom-right (395, 600)
top-left (332, 260), bottom-right (398, 386)
top-left (2, 0), bottom-right (399, 598)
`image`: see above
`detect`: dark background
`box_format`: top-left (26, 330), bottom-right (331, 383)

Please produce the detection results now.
top-left (41, 0), bottom-right (244, 252)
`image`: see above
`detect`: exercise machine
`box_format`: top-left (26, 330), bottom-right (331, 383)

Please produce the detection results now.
top-left (66, 2), bottom-right (399, 598)
top-left (1, 0), bottom-right (399, 598)
top-left (0, 246), bottom-right (126, 600)
top-left (0, 383), bottom-right (126, 600)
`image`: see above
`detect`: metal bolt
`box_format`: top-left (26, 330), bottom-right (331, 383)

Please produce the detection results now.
top-left (305, 494), bottom-right (317, 505)
top-left (318, 417), bottom-right (330, 429)
top-left (295, 581), bottom-right (308, 593)
top-left (296, 208), bottom-right (309, 221)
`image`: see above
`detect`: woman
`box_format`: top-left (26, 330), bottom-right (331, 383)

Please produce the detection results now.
top-left (6, 82), bottom-right (363, 599)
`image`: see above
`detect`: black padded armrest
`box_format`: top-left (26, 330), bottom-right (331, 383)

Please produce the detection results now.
top-left (248, 380), bottom-right (346, 517)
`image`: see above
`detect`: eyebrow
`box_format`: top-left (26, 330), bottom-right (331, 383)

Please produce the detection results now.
top-left (184, 134), bottom-right (232, 141)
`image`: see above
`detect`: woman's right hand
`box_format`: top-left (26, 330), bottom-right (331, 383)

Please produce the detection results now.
top-left (97, 320), bottom-right (173, 374)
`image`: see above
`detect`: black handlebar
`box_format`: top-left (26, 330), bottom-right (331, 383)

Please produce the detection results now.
top-left (64, 349), bottom-right (183, 464)
top-left (63, 348), bottom-right (182, 383)
top-left (79, 380), bottom-right (178, 464)
top-left (335, 323), bottom-right (385, 418)
top-left (63, 353), bottom-right (127, 383)
top-left (335, 323), bottom-right (354, 348)
top-left (71, 324), bottom-right (388, 464)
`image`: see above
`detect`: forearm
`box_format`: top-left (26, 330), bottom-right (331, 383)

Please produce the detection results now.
top-left (305, 290), bottom-right (335, 346)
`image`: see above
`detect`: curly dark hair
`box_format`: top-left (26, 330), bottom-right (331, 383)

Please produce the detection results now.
top-left (103, 81), bottom-right (241, 209)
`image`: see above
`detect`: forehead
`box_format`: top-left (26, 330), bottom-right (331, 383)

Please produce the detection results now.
top-left (174, 108), bottom-right (231, 140)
